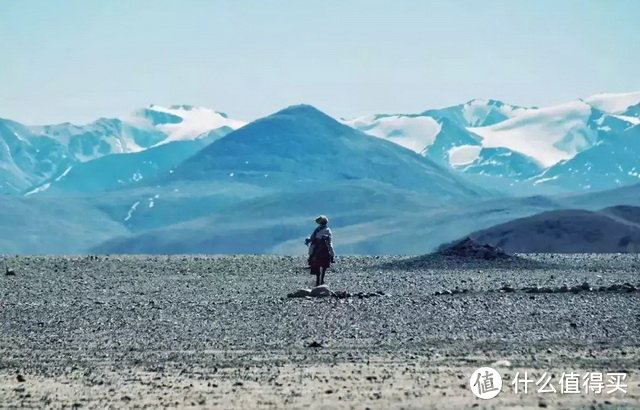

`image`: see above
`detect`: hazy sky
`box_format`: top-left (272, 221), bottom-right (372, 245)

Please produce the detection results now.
top-left (1, 0), bottom-right (639, 124)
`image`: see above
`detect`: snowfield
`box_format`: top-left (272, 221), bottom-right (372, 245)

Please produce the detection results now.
top-left (584, 90), bottom-right (640, 114)
top-left (143, 105), bottom-right (247, 143)
top-left (342, 114), bottom-right (441, 153)
top-left (468, 100), bottom-right (596, 167)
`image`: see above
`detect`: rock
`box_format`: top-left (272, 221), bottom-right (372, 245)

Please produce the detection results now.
top-left (524, 286), bottom-right (552, 293)
top-left (500, 285), bottom-right (515, 293)
top-left (5, 266), bottom-right (15, 276)
top-left (308, 341), bottom-right (323, 348)
top-left (310, 285), bottom-right (331, 297)
top-left (491, 359), bottom-right (512, 368)
top-left (437, 237), bottom-right (510, 260)
top-left (16, 374), bottom-right (25, 382)
top-left (581, 281), bottom-right (591, 290)
top-left (557, 284), bottom-right (569, 293)
top-left (332, 291), bottom-right (352, 299)
top-left (287, 289), bottom-right (311, 298)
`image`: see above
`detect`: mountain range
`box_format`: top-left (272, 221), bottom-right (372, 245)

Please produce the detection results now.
top-left (345, 91), bottom-right (640, 194)
top-left (1, 105), bottom-right (245, 195)
top-left (1, 91), bottom-right (640, 254)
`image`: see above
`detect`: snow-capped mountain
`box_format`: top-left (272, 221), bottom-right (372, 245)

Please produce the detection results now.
top-left (4, 91), bottom-right (640, 197)
top-left (1, 105), bottom-right (245, 194)
top-left (422, 99), bottom-right (528, 127)
top-left (530, 124), bottom-right (640, 192)
top-left (342, 99), bottom-right (527, 156)
top-left (346, 91), bottom-right (640, 192)
top-left (127, 104), bottom-right (246, 144)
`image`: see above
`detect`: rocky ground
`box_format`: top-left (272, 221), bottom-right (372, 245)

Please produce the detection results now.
top-left (1, 254), bottom-right (639, 408)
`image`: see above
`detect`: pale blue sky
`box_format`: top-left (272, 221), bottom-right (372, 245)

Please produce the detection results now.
top-left (1, 0), bottom-right (638, 124)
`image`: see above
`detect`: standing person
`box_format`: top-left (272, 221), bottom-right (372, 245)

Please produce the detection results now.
top-left (305, 215), bottom-right (335, 287)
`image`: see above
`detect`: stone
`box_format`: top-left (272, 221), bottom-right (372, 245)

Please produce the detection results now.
top-left (310, 285), bottom-right (331, 297)
top-left (287, 289), bottom-right (311, 298)
top-left (332, 291), bottom-right (352, 299)
top-left (491, 359), bottom-right (512, 368)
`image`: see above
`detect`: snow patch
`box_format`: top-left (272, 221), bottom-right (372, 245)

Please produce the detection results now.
top-left (533, 175), bottom-right (559, 185)
top-left (145, 105), bottom-right (246, 143)
top-left (25, 183), bottom-right (51, 196)
top-left (343, 115), bottom-right (441, 153)
top-left (124, 201), bottom-right (140, 222)
top-left (55, 166), bottom-right (72, 181)
top-left (584, 91), bottom-right (640, 114)
top-left (448, 145), bottom-right (481, 166)
top-left (461, 99), bottom-right (527, 126)
top-left (469, 101), bottom-right (595, 167)
top-left (612, 115), bottom-right (640, 125)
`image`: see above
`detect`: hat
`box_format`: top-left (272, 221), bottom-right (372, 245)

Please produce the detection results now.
top-left (315, 215), bottom-right (329, 225)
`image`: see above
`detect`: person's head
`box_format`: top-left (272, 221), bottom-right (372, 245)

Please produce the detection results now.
top-left (315, 215), bottom-right (329, 226)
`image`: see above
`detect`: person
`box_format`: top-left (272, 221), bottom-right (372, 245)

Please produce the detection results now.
top-left (305, 215), bottom-right (335, 286)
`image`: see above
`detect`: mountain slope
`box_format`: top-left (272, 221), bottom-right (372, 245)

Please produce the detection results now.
top-left (0, 118), bottom-right (71, 194)
top-left (422, 99), bottom-right (527, 127)
top-left (171, 104), bottom-right (486, 198)
top-left (26, 139), bottom-right (212, 196)
top-left (91, 184), bottom-right (556, 255)
top-left (0, 195), bottom-right (128, 254)
top-left (469, 205), bottom-right (640, 253)
top-left (584, 91), bottom-right (640, 114)
top-left (530, 124), bottom-right (640, 192)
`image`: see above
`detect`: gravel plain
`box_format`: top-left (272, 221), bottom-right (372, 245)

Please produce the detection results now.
top-left (1, 254), bottom-right (639, 408)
